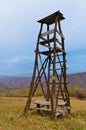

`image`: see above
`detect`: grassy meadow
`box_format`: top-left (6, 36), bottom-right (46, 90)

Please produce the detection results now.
top-left (0, 97), bottom-right (86, 130)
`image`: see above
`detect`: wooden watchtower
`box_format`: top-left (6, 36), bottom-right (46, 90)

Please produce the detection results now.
top-left (24, 11), bottom-right (70, 119)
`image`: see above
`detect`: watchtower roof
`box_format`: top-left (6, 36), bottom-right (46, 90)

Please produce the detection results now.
top-left (38, 11), bottom-right (65, 25)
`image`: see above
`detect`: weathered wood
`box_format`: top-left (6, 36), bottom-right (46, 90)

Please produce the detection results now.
top-left (56, 29), bottom-right (65, 39)
top-left (35, 108), bottom-right (51, 111)
top-left (34, 100), bottom-right (67, 116)
top-left (56, 47), bottom-right (66, 53)
top-left (38, 11), bottom-right (65, 25)
top-left (38, 38), bottom-right (54, 45)
top-left (49, 68), bottom-right (61, 71)
top-left (32, 56), bottom-right (49, 99)
top-left (41, 29), bottom-right (54, 37)
top-left (58, 19), bottom-right (70, 109)
top-left (39, 54), bottom-right (48, 94)
top-left (49, 82), bottom-right (68, 84)
top-left (35, 108), bottom-right (66, 116)
top-left (39, 43), bottom-right (54, 51)
top-left (55, 110), bottom-right (63, 116)
top-left (56, 60), bottom-right (67, 63)
top-left (39, 48), bottom-right (66, 55)
top-left (46, 24), bottom-right (50, 103)
top-left (56, 38), bottom-right (62, 45)
top-left (34, 100), bottom-right (50, 106)
top-left (34, 100), bottom-right (66, 106)
top-left (24, 23), bottom-right (43, 113)
top-left (40, 36), bottom-right (47, 41)
top-left (24, 11), bottom-right (70, 119)
top-left (50, 16), bottom-right (57, 119)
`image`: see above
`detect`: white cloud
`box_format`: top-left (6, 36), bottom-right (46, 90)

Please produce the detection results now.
top-left (0, 0), bottom-right (86, 75)
top-left (2, 56), bottom-right (33, 64)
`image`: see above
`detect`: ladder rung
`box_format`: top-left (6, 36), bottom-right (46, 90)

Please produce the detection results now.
top-left (39, 48), bottom-right (66, 55)
top-left (50, 90), bottom-right (67, 93)
top-left (41, 29), bottom-right (54, 37)
top-left (39, 38), bottom-right (62, 46)
top-left (56, 47), bottom-right (66, 53)
top-left (51, 60), bottom-right (67, 64)
top-left (39, 50), bottom-right (52, 55)
top-left (50, 76), bottom-right (59, 77)
top-left (42, 82), bottom-right (68, 84)
top-left (42, 82), bottom-right (47, 84)
top-left (49, 75), bottom-right (67, 78)
top-left (49, 68), bottom-right (61, 71)
top-left (51, 54), bottom-right (63, 57)
top-left (49, 82), bottom-right (68, 84)
top-left (57, 60), bottom-right (67, 63)
top-left (51, 54), bottom-right (64, 57)
top-left (49, 68), bottom-right (68, 71)
top-left (38, 38), bottom-right (54, 45)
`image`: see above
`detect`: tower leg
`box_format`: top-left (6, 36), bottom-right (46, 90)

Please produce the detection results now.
top-left (24, 83), bottom-right (33, 113)
top-left (24, 52), bottom-right (38, 113)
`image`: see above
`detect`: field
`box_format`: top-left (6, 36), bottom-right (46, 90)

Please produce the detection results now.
top-left (0, 97), bottom-right (86, 130)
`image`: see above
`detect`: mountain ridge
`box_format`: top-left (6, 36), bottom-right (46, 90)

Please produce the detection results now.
top-left (68, 72), bottom-right (86, 88)
top-left (0, 72), bottom-right (86, 92)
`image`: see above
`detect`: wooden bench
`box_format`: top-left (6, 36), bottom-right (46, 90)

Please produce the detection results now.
top-left (34, 100), bottom-right (50, 108)
top-left (35, 107), bottom-right (51, 112)
top-left (34, 100), bottom-right (67, 116)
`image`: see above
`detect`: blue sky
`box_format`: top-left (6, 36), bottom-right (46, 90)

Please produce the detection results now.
top-left (0, 0), bottom-right (86, 76)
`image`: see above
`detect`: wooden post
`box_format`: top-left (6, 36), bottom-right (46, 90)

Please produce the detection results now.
top-left (58, 20), bottom-right (70, 111)
top-left (50, 16), bottom-right (58, 119)
top-left (24, 23), bottom-right (43, 113)
top-left (47, 24), bottom-right (50, 102)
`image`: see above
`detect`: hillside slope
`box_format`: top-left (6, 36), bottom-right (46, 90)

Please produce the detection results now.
top-left (0, 77), bottom-right (30, 88)
top-left (0, 83), bottom-right (16, 92)
top-left (68, 72), bottom-right (86, 87)
top-left (0, 72), bottom-right (86, 92)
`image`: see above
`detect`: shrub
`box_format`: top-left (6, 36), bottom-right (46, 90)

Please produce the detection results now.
top-left (75, 90), bottom-right (86, 100)
top-left (69, 86), bottom-right (86, 100)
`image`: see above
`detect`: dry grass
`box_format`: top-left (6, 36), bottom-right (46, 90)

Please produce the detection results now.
top-left (0, 97), bottom-right (86, 130)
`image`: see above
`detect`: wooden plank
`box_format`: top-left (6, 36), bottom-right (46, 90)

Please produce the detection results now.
top-left (49, 68), bottom-right (61, 71)
top-left (34, 100), bottom-right (66, 106)
top-left (35, 108), bottom-right (51, 111)
top-left (50, 60), bottom-right (67, 64)
top-left (49, 82), bottom-right (68, 85)
top-left (57, 98), bottom-right (67, 100)
top-left (56, 60), bottom-right (67, 63)
top-left (51, 54), bottom-right (63, 57)
top-left (58, 102), bottom-right (66, 106)
top-left (56, 38), bottom-right (62, 45)
top-left (38, 11), bottom-right (65, 24)
top-left (56, 47), bottom-right (66, 53)
top-left (34, 100), bottom-right (50, 106)
top-left (39, 44), bottom-right (53, 50)
top-left (41, 29), bottom-right (54, 37)
top-left (38, 38), bottom-right (54, 45)
top-left (40, 36), bottom-right (47, 41)
top-left (39, 48), bottom-right (66, 55)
